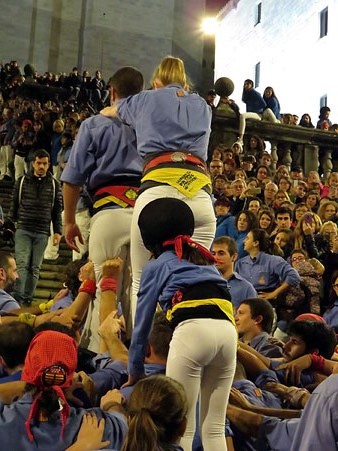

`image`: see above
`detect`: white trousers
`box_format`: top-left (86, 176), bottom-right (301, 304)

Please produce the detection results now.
top-left (81, 207), bottom-right (133, 351)
top-left (239, 108), bottom-right (278, 137)
top-left (130, 185), bottom-right (216, 322)
top-left (14, 155), bottom-right (26, 180)
top-left (0, 145), bottom-right (14, 178)
top-left (166, 319), bottom-right (237, 451)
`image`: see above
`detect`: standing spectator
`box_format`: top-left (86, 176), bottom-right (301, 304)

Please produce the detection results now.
top-left (316, 106), bottom-right (332, 130)
top-left (50, 119), bottom-right (64, 174)
top-left (0, 107), bottom-right (16, 180)
top-left (205, 89), bottom-right (216, 110)
top-left (8, 149), bottom-right (62, 304)
top-left (90, 70), bottom-right (109, 110)
top-left (237, 79), bottom-right (278, 143)
top-left (56, 131), bottom-right (73, 180)
top-left (299, 113), bottom-right (315, 128)
top-left (11, 119), bottom-right (35, 180)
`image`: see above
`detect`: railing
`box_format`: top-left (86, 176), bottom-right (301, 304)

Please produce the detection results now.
top-left (209, 110), bottom-right (338, 181)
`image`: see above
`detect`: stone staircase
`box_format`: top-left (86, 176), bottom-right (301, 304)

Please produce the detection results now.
top-left (34, 239), bottom-right (72, 303)
top-left (0, 178), bottom-right (72, 303)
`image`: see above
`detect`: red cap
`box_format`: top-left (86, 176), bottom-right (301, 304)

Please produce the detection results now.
top-left (21, 331), bottom-right (78, 441)
top-left (295, 313), bottom-right (326, 323)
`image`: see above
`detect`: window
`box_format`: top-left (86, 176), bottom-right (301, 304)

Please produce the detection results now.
top-left (320, 95), bottom-right (327, 108)
top-left (320, 7), bottom-right (328, 38)
top-left (255, 2), bottom-right (262, 25)
top-left (255, 62), bottom-right (260, 88)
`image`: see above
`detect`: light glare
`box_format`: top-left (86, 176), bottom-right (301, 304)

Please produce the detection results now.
top-left (202, 17), bottom-right (218, 35)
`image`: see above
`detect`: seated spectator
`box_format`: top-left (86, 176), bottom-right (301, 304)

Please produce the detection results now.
top-left (235, 297), bottom-right (284, 357)
top-left (258, 208), bottom-right (276, 236)
top-left (274, 165), bottom-right (290, 182)
top-left (292, 202), bottom-right (309, 228)
top-left (273, 190), bottom-right (291, 209)
top-left (235, 228), bottom-right (300, 304)
top-left (271, 206), bottom-right (294, 238)
top-left (274, 229), bottom-right (294, 260)
top-left (259, 151), bottom-right (272, 168)
top-left (263, 86), bottom-right (281, 120)
top-left (233, 210), bottom-right (259, 258)
top-left (321, 171), bottom-right (338, 198)
top-left (305, 189), bottom-right (320, 212)
top-left (291, 180), bottom-right (308, 204)
top-left (230, 178), bottom-right (247, 215)
top-left (238, 80), bottom-right (278, 144)
top-left (276, 249), bottom-right (323, 330)
top-left (317, 200), bottom-right (338, 223)
top-left (234, 167), bottom-right (247, 181)
top-left (277, 176), bottom-right (292, 195)
top-left (214, 198), bottom-right (236, 239)
top-left (241, 155), bottom-right (256, 177)
top-left (209, 158), bottom-right (224, 178)
top-left (212, 236), bottom-right (257, 309)
top-left (306, 170), bottom-right (324, 195)
top-left (323, 270), bottom-right (338, 328)
top-left (293, 212), bottom-right (324, 260)
top-left (262, 181), bottom-right (278, 207)
top-left (255, 164), bottom-right (272, 187)
top-left (212, 174), bottom-right (228, 199)
top-left (247, 196), bottom-right (262, 215)
top-left (290, 165), bottom-right (304, 185)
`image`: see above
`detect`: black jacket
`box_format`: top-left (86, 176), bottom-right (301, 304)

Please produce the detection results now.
top-left (9, 172), bottom-right (62, 236)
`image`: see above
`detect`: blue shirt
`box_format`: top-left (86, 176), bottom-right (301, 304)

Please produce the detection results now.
top-left (215, 213), bottom-right (237, 238)
top-left (90, 360), bottom-right (128, 399)
top-left (0, 392), bottom-right (127, 451)
top-left (117, 84), bottom-right (212, 160)
top-left (226, 271), bottom-right (257, 309)
top-left (0, 289), bottom-right (20, 313)
top-left (235, 252), bottom-right (301, 292)
top-left (323, 300), bottom-right (338, 328)
top-left (60, 114), bottom-right (142, 191)
top-left (128, 251), bottom-right (230, 376)
top-left (243, 89), bottom-right (267, 114)
top-left (290, 374), bottom-right (338, 450)
top-left (248, 332), bottom-right (284, 358)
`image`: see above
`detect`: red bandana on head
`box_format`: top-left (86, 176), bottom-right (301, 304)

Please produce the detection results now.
top-left (163, 234), bottom-right (216, 263)
top-left (21, 331), bottom-right (78, 442)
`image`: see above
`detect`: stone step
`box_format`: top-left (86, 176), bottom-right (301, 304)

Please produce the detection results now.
top-left (36, 278), bottom-right (64, 289)
top-left (34, 288), bottom-right (59, 301)
top-left (39, 270), bottom-right (65, 281)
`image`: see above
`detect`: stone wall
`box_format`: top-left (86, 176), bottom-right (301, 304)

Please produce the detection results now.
top-left (0, 0), bottom-right (208, 90)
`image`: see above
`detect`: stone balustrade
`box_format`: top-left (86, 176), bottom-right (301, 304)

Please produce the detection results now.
top-left (209, 110), bottom-right (338, 181)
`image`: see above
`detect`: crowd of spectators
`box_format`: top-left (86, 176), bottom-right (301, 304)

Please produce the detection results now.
top-left (0, 57), bottom-right (338, 450)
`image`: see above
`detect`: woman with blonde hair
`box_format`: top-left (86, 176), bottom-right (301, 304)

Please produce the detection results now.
top-left (293, 212), bottom-right (324, 260)
top-left (101, 56), bottom-right (215, 320)
top-left (317, 200), bottom-right (338, 223)
top-left (273, 189), bottom-right (291, 209)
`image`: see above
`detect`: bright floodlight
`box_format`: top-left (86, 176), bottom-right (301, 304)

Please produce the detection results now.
top-left (202, 17), bottom-right (218, 35)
